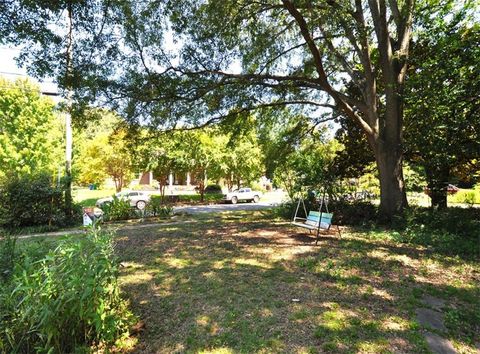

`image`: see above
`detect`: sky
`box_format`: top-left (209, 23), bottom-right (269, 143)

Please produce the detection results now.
top-left (0, 46), bottom-right (59, 97)
top-left (0, 42), bottom-right (336, 132)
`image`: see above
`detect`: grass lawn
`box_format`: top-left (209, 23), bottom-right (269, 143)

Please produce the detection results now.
top-left (115, 211), bottom-right (479, 353)
top-left (73, 187), bottom-right (116, 207)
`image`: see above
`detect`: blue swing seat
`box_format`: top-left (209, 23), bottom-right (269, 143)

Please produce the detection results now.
top-left (292, 211), bottom-right (333, 231)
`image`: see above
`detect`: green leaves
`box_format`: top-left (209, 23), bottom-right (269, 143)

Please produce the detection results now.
top-left (0, 228), bottom-right (134, 352)
top-left (405, 9), bottom-right (480, 204)
top-left (0, 78), bottom-right (62, 178)
top-left (0, 172), bottom-right (79, 229)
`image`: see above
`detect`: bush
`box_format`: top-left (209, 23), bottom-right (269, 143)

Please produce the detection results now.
top-left (146, 196), bottom-right (174, 217)
top-left (204, 184), bottom-right (222, 194)
top-left (178, 193), bottom-right (223, 203)
top-left (102, 196), bottom-right (134, 221)
top-left (274, 199), bottom-right (378, 227)
top-left (449, 189), bottom-right (480, 205)
top-left (0, 228), bottom-right (134, 352)
top-left (389, 207), bottom-right (480, 258)
top-left (328, 200), bottom-right (378, 226)
top-left (0, 173), bottom-right (81, 229)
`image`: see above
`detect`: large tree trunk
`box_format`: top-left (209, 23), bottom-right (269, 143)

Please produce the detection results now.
top-left (430, 187), bottom-right (448, 209)
top-left (374, 141), bottom-right (408, 220)
top-left (426, 168), bottom-right (449, 209)
top-left (367, 99), bottom-right (408, 221)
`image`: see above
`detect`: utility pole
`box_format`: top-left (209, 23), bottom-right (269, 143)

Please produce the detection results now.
top-left (64, 2), bottom-right (74, 216)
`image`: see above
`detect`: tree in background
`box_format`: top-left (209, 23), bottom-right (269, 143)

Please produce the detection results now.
top-left (2, 0), bottom-right (419, 221)
top-left (255, 109), bottom-right (314, 182)
top-left (74, 110), bottom-right (118, 186)
top-left (103, 128), bottom-right (134, 192)
top-left (177, 130), bottom-right (227, 202)
top-left (74, 111), bottom-right (134, 191)
top-left (273, 126), bottom-right (340, 198)
top-left (405, 9), bottom-right (480, 208)
top-left (332, 107), bottom-right (375, 180)
top-left (219, 115), bottom-right (264, 190)
top-left (0, 78), bottom-right (63, 178)
top-left (136, 131), bottom-right (183, 198)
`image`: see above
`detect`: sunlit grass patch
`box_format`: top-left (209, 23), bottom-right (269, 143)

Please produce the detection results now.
top-left (234, 257), bottom-right (273, 269)
top-left (112, 210), bottom-right (480, 353)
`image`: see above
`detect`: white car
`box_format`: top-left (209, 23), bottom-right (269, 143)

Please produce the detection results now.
top-left (223, 188), bottom-right (262, 204)
top-left (95, 191), bottom-right (151, 210)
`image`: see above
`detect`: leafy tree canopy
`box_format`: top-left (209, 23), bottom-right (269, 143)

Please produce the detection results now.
top-left (0, 77), bottom-right (63, 177)
top-left (74, 110), bottom-right (134, 190)
top-left (6, 0), bottom-right (473, 219)
top-left (405, 6), bottom-right (480, 207)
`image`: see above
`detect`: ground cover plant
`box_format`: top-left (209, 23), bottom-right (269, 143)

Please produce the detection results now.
top-left (115, 210), bottom-right (479, 353)
top-left (0, 228), bottom-right (134, 353)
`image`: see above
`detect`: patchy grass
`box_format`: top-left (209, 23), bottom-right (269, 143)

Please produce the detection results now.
top-left (73, 187), bottom-right (116, 207)
top-left (114, 210), bottom-right (479, 353)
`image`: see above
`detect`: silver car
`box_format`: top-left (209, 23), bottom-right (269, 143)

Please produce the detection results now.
top-left (95, 191), bottom-right (151, 210)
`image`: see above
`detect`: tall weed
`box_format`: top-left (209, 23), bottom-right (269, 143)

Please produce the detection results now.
top-left (0, 228), bottom-right (134, 353)
top-left (0, 234), bottom-right (16, 281)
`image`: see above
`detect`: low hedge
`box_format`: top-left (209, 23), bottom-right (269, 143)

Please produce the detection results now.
top-left (0, 173), bottom-right (81, 229)
top-left (275, 200), bottom-right (479, 258)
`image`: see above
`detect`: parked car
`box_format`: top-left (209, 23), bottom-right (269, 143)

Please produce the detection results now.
top-left (95, 191), bottom-right (151, 209)
top-left (223, 187), bottom-right (262, 204)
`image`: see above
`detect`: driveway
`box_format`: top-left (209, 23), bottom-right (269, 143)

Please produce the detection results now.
top-left (173, 201), bottom-right (279, 214)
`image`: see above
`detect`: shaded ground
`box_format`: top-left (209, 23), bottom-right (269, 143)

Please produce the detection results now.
top-left (115, 211), bottom-right (479, 353)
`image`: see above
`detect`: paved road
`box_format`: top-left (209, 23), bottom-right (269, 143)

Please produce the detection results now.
top-left (173, 201), bottom-right (279, 214)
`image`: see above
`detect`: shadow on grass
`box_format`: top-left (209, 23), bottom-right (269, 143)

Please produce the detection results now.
top-left (115, 213), bottom-right (479, 353)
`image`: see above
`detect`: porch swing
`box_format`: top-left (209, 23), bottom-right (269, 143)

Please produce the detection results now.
top-left (291, 190), bottom-right (341, 244)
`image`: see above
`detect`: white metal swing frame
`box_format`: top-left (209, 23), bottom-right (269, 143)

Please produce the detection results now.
top-left (291, 190), bottom-right (341, 244)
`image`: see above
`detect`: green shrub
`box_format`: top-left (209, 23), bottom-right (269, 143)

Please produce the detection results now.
top-left (0, 173), bottom-right (81, 229)
top-left (178, 193), bottom-right (223, 203)
top-left (146, 196), bottom-right (174, 217)
top-left (388, 207), bottom-right (480, 258)
top-left (271, 201), bottom-right (297, 220)
top-left (274, 199), bottom-right (378, 226)
top-left (102, 196), bottom-right (134, 221)
top-left (204, 184), bottom-right (223, 194)
top-left (0, 228), bottom-right (134, 353)
top-left (464, 191), bottom-right (476, 206)
top-left (449, 189), bottom-right (480, 205)
top-left (329, 200), bottom-right (378, 226)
